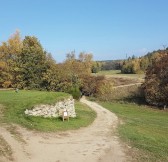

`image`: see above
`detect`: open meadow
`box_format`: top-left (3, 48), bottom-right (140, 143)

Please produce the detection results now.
top-left (96, 70), bottom-right (144, 87)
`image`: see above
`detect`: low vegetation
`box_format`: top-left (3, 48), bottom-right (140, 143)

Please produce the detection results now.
top-left (121, 49), bottom-right (168, 74)
top-left (97, 84), bottom-right (143, 101)
top-left (97, 70), bottom-right (144, 79)
top-left (0, 90), bottom-right (96, 131)
top-left (100, 101), bottom-right (168, 162)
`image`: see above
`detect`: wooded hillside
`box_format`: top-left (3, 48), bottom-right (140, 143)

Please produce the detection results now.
top-left (121, 49), bottom-right (168, 74)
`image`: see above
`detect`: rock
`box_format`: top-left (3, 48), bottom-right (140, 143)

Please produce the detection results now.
top-left (24, 97), bottom-right (76, 118)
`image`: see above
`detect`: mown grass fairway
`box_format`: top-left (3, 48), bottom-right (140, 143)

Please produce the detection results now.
top-left (0, 90), bottom-right (96, 131)
top-left (100, 102), bottom-right (168, 162)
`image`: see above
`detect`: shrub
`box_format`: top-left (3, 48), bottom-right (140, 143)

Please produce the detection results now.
top-left (69, 86), bottom-right (81, 100)
top-left (143, 53), bottom-right (168, 107)
top-left (97, 84), bottom-right (144, 102)
top-left (96, 80), bottom-right (113, 101)
top-left (81, 75), bottom-right (105, 96)
top-left (2, 81), bottom-right (12, 88)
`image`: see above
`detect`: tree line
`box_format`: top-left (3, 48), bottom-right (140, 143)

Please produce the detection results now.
top-left (1, 31), bottom-right (168, 107)
top-left (121, 49), bottom-right (168, 107)
top-left (0, 31), bottom-right (111, 99)
top-left (121, 49), bottom-right (168, 74)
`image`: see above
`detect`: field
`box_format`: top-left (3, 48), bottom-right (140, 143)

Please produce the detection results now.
top-left (0, 90), bottom-right (96, 131)
top-left (97, 70), bottom-right (144, 87)
top-left (100, 101), bottom-right (168, 162)
top-left (98, 70), bottom-right (145, 79)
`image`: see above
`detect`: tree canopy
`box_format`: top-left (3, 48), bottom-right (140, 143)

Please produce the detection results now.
top-left (121, 49), bottom-right (168, 74)
top-left (143, 50), bottom-right (168, 106)
top-left (0, 31), bottom-right (107, 98)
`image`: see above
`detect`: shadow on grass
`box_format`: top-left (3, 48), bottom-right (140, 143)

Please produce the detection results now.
top-left (118, 97), bottom-right (147, 106)
top-left (120, 97), bottom-right (167, 110)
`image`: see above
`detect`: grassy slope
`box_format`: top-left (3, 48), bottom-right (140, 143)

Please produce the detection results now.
top-left (100, 102), bottom-right (168, 162)
top-left (0, 90), bottom-right (96, 131)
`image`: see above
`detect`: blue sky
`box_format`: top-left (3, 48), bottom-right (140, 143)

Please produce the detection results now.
top-left (1, 0), bottom-right (168, 62)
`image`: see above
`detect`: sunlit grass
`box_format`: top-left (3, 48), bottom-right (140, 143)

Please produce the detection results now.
top-left (0, 90), bottom-right (96, 131)
top-left (100, 101), bottom-right (168, 162)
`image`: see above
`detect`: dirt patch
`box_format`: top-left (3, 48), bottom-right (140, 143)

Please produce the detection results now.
top-left (0, 105), bottom-right (4, 117)
top-left (0, 135), bottom-right (13, 161)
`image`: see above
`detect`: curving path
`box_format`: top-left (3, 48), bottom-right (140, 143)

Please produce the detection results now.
top-left (0, 97), bottom-right (129, 162)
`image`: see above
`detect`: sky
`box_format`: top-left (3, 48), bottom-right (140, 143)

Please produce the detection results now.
top-left (1, 0), bottom-right (168, 62)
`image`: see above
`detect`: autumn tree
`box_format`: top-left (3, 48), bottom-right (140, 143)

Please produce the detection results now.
top-left (62, 52), bottom-right (93, 88)
top-left (0, 31), bottom-right (108, 97)
top-left (121, 50), bottom-right (166, 74)
top-left (81, 75), bottom-right (105, 96)
top-left (78, 52), bottom-right (93, 74)
top-left (143, 51), bottom-right (168, 107)
top-left (41, 54), bottom-right (71, 92)
top-left (0, 30), bottom-right (22, 87)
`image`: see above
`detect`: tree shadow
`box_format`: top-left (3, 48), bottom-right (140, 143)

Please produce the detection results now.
top-left (121, 97), bottom-right (147, 106)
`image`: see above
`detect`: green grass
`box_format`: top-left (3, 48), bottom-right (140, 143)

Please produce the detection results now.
top-left (0, 90), bottom-right (96, 132)
top-left (100, 102), bottom-right (168, 162)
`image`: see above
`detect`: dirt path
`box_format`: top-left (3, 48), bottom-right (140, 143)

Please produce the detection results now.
top-left (0, 97), bottom-right (130, 162)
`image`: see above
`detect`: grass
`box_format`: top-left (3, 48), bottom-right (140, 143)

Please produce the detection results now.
top-left (98, 70), bottom-right (121, 75)
top-left (100, 101), bottom-right (168, 162)
top-left (0, 90), bottom-right (96, 132)
top-left (97, 70), bottom-right (144, 87)
top-left (98, 70), bottom-right (145, 79)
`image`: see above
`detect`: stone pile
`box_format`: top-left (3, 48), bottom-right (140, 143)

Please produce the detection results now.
top-left (25, 97), bottom-right (76, 118)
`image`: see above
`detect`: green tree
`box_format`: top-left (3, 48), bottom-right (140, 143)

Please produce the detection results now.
top-left (14, 36), bottom-right (47, 89)
top-left (92, 61), bottom-right (101, 73)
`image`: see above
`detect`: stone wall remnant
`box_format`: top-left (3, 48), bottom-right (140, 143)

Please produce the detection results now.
top-left (25, 97), bottom-right (76, 118)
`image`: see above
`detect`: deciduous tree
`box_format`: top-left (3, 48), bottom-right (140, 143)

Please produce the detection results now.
top-left (143, 51), bottom-right (168, 107)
